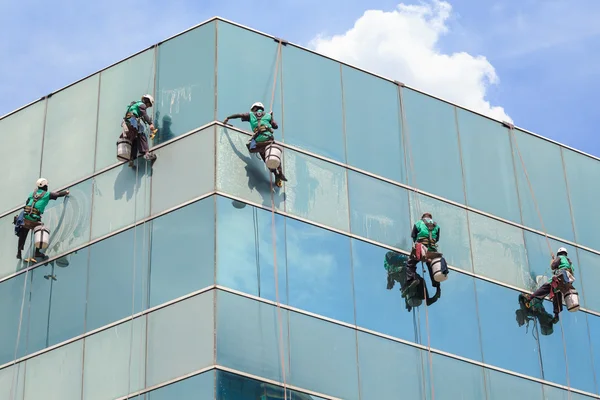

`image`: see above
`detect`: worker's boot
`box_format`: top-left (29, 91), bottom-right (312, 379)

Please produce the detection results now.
top-left (552, 313), bottom-right (559, 324)
top-left (34, 250), bottom-right (45, 259)
top-left (16, 250), bottom-right (22, 260)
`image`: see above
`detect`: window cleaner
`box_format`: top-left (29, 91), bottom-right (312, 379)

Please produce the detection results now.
top-left (118, 94), bottom-right (157, 167)
top-left (224, 102), bottom-right (288, 187)
top-left (516, 293), bottom-right (555, 336)
top-left (13, 178), bottom-right (69, 262)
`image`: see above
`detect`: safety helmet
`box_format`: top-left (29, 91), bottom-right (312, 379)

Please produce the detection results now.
top-left (250, 102), bottom-right (265, 111)
top-left (142, 94), bottom-right (155, 106)
top-left (422, 213), bottom-right (433, 219)
top-left (557, 247), bottom-right (568, 256)
top-left (36, 178), bottom-right (48, 188)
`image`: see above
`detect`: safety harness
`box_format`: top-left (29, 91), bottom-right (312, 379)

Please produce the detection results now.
top-left (24, 188), bottom-right (47, 218)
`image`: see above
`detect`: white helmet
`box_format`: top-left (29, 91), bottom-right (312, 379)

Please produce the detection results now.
top-left (557, 247), bottom-right (568, 255)
top-left (251, 102), bottom-right (264, 111)
top-left (36, 178), bottom-right (48, 188)
top-left (142, 94), bottom-right (155, 106)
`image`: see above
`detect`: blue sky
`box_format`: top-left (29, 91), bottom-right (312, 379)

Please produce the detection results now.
top-left (1, 0), bottom-right (599, 156)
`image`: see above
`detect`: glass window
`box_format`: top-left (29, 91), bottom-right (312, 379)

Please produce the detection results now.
top-left (0, 101), bottom-right (45, 215)
top-left (577, 249), bottom-right (600, 312)
top-left (24, 340), bottom-right (83, 400)
top-left (41, 75), bottom-right (99, 189)
top-left (155, 23), bottom-right (216, 144)
top-left (284, 150), bottom-right (350, 232)
top-left (0, 363), bottom-right (25, 400)
top-left (86, 225), bottom-right (149, 332)
top-left (216, 290), bottom-right (288, 383)
top-left (146, 292), bottom-right (214, 387)
top-left (468, 212), bottom-right (530, 288)
top-left (82, 317), bottom-right (146, 400)
top-left (90, 162), bottom-right (151, 240)
top-left (543, 385), bottom-right (594, 400)
top-left (342, 66), bottom-right (405, 183)
top-left (216, 22), bottom-right (283, 133)
top-left (402, 88), bottom-right (466, 204)
top-left (150, 198), bottom-right (215, 308)
top-left (151, 127), bottom-right (215, 215)
top-left (357, 331), bottom-right (423, 399)
top-left (456, 108), bottom-right (521, 223)
top-left (215, 196), bottom-right (287, 304)
top-left (562, 148), bottom-right (600, 250)
top-left (485, 368), bottom-right (543, 399)
top-left (475, 278), bottom-right (542, 378)
top-left (95, 49), bottom-right (156, 172)
top-left (286, 218), bottom-right (354, 324)
top-left (148, 371), bottom-right (215, 399)
top-left (216, 370), bottom-right (321, 400)
top-left (427, 353), bottom-right (486, 400)
top-left (511, 130), bottom-right (575, 241)
top-left (281, 45), bottom-right (345, 162)
top-left (25, 249), bottom-right (88, 356)
top-left (586, 314), bottom-right (600, 396)
top-left (559, 311), bottom-right (597, 394)
top-left (0, 273), bottom-right (30, 365)
top-left (216, 127), bottom-right (284, 209)
top-left (347, 170), bottom-right (411, 251)
top-left (535, 297), bottom-right (568, 386)
top-left (0, 215), bottom-right (26, 280)
top-left (289, 311), bottom-right (359, 400)
top-left (409, 193), bottom-right (473, 272)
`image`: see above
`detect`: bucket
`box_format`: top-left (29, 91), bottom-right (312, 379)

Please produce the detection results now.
top-left (117, 138), bottom-right (132, 162)
top-left (33, 225), bottom-right (50, 250)
top-left (430, 258), bottom-right (448, 283)
top-left (265, 143), bottom-right (283, 170)
top-left (565, 290), bottom-right (580, 312)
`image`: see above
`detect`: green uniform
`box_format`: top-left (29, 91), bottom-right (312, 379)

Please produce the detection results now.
top-left (24, 190), bottom-right (50, 221)
top-left (414, 218), bottom-right (439, 251)
top-left (249, 112), bottom-right (274, 142)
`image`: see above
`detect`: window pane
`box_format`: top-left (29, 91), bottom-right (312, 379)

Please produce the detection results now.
top-left (512, 130), bottom-right (575, 241)
top-left (559, 311), bottom-right (596, 393)
top-left (151, 127), bottom-right (215, 215)
top-left (536, 297), bottom-right (568, 386)
top-left (427, 353), bottom-right (486, 400)
top-left (485, 368), bottom-right (543, 399)
top-left (0, 363), bottom-right (25, 400)
top-left (216, 127), bottom-right (283, 209)
top-left (286, 218), bottom-right (354, 324)
top-left (475, 278), bottom-right (542, 378)
top-left (24, 340), bottom-right (83, 400)
top-left (282, 46), bottom-right (344, 162)
top-left (25, 249), bottom-right (88, 356)
top-left (586, 314), bottom-right (600, 396)
top-left (216, 290), bottom-right (288, 383)
top-left (357, 331), bottom-right (423, 399)
top-left (456, 108), bottom-right (521, 223)
top-left (0, 101), bottom-right (45, 215)
top-left (216, 22), bottom-right (282, 132)
top-left (215, 197), bottom-right (286, 304)
top-left (577, 249), bottom-right (600, 312)
top-left (150, 198), bottom-right (215, 307)
top-left (216, 370), bottom-right (319, 400)
top-left (83, 317), bottom-right (146, 400)
top-left (409, 193), bottom-right (473, 272)
top-left (41, 75), bottom-right (99, 189)
top-left (469, 212), bottom-right (530, 288)
top-left (95, 49), bottom-right (156, 171)
top-left (90, 162), bottom-right (151, 240)
top-left (86, 226), bottom-right (149, 332)
top-left (284, 151), bottom-right (350, 231)
top-left (348, 170), bottom-right (411, 251)
top-left (146, 293), bottom-right (214, 387)
top-left (562, 148), bottom-right (600, 250)
top-left (342, 66), bottom-right (405, 183)
top-left (0, 215), bottom-right (26, 279)
top-left (402, 88), bottom-right (466, 204)
top-left (0, 273), bottom-right (29, 364)
top-left (289, 311), bottom-right (359, 400)
top-left (155, 23), bottom-right (215, 144)
top-left (543, 385), bottom-right (595, 400)
top-left (148, 371), bottom-right (214, 399)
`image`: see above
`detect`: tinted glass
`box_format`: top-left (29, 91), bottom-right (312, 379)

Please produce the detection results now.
top-left (535, 296), bottom-right (568, 386)
top-left (0, 215), bottom-right (28, 279)
top-left (559, 311), bottom-right (596, 393)
top-left (485, 368), bottom-right (543, 399)
top-left (148, 371), bottom-right (215, 400)
top-left (0, 363), bottom-right (25, 400)
top-left (586, 314), bottom-right (600, 396)
top-left (0, 273), bottom-right (29, 365)
top-left (155, 23), bottom-right (215, 144)
top-left (281, 45), bottom-right (345, 162)
top-left (427, 353), bottom-right (486, 400)
top-left (577, 249), bottom-right (600, 312)
top-left (342, 66), bottom-right (405, 182)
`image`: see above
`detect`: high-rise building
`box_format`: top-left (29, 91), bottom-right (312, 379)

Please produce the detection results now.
top-left (0, 16), bottom-right (599, 400)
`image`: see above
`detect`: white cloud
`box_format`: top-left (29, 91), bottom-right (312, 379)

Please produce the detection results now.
top-left (309, 0), bottom-right (511, 122)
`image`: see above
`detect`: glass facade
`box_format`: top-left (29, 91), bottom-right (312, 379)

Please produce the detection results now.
top-left (0, 18), bottom-right (598, 400)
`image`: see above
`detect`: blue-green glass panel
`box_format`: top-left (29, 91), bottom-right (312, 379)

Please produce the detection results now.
top-left (155, 23), bottom-right (215, 144)
top-left (0, 273), bottom-right (29, 365)
top-left (216, 290), bottom-right (288, 383)
top-left (281, 46), bottom-right (344, 161)
top-left (586, 314), bottom-right (600, 396)
top-left (146, 293), bottom-right (214, 387)
top-left (0, 215), bottom-right (27, 279)
top-left (469, 212), bottom-right (530, 288)
top-left (426, 353), bottom-right (486, 400)
top-left (0, 363), bottom-right (25, 400)
top-left (95, 49), bottom-right (155, 171)
top-left (342, 66), bottom-right (405, 182)
top-left (578, 249), bottom-right (600, 313)
top-left (150, 127), bottom-right (215, 215)
top-left (148, 371), bottom-right (214, 399)
top-left (41, 75), bottom-right (99, 189)
top-left (150, 198), bottom-right (215, 307)
top-left (402, 88), bottom-right (465, 203)
top-left (456, 108), bottom-right (521, 222)
top-left (348, 170), bottom-right (410, 251)
top-left (543, 385), bottom-right (598, 399)
top-left (0, 101), bottom-right (45, 215)
top-left (216, 370), bottom-right (320, 400)
top-left (284, 150), bottom-right (350, 231)
top-left (486, 369), bottom-right (543, 399)
top-left (559, 311), bottom-right (597, 394)
top-left (536, 297), bottom-right (567, 386)
top-left (216, 197), bottom-right (286, 304)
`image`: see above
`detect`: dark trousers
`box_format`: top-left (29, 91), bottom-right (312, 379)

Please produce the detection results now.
top-left (122, 120), bottom-right (149, 158)
top-left (17, 219), bottom-right (41, 252)
top-left (532, 283), bottom-right (563, 315)
top-left (406, 257), bottom-right (440, 288)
